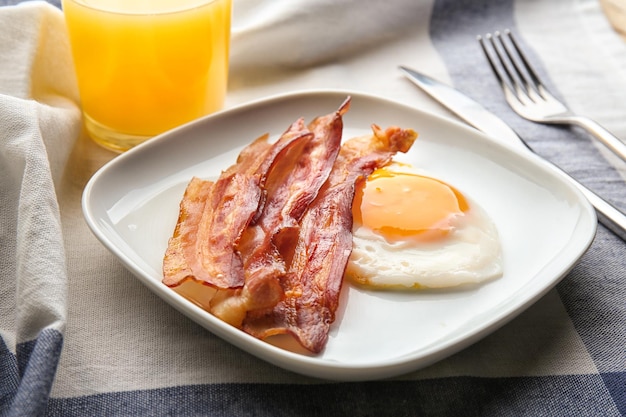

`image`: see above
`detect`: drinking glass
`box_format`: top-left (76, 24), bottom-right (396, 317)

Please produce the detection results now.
top-left (62, 0), bottom-right (232, 152)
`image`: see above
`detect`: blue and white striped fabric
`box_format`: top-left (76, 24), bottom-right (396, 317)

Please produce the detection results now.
top-left (1, 0), bottom-right (624, 415)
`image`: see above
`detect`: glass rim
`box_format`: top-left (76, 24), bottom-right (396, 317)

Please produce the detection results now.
top-left (62, 0), bottom-right (226, 16)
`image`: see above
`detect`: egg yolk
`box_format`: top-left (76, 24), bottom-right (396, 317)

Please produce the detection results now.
top-left (353, 167), bottom-right (469, 241)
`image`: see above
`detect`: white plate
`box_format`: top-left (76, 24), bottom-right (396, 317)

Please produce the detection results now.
top-left (82, 90), bottom-right (596, 381)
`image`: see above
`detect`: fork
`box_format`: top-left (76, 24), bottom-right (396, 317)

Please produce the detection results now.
top-left (478, 29), bottom-right (626, 163)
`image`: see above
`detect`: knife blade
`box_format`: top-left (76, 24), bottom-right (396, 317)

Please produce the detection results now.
top-left (399, 65), bottom-right (626, 241)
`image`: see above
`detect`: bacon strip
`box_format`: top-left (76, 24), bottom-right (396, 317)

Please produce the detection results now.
top-left (163, 176), bottom-right (214, 287)
top-left (248, 98), bottom-right (350, 269)
top-left (163, 121), bottom-right (313, 290)
top-left (209, 98), bottom-right (351, 327)
top-left (164, 99), bottom-right (350, 292)
top-left (243, 125), bottom-right (418, 353)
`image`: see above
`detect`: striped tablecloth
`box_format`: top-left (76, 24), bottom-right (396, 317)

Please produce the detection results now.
top-left (1, 0), bottom-right (624, 415)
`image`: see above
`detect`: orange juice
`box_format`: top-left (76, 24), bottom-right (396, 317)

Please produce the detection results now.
top-left (62, 0), bottom-right (231, 152)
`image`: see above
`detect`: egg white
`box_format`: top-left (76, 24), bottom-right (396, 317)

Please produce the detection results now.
top-left (346, 167), bottom-right (503, 289)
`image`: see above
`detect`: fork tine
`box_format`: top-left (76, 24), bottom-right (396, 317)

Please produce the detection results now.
top-left (497, 30), bottom-right (540, 100)
top-left (478, 35), bottom-right (509, 91)
top-left (491, 32), bottom-right (529, 99)
top-left (480, 30), bottom-right (545, 106)
top-left (501, 29), bottom-right (547, 99)
top-left (478, 33), bottom-right (524, 104)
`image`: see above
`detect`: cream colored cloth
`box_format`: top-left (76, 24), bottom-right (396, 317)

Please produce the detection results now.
top-left (230, 0), bottom-right (424, 71)
top-left (0, 1), bottom-right (80, 348)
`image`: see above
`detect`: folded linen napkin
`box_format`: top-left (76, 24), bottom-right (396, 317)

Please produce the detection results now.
top-left (0, 1), bottom-right (80, 415)
top-left (230, 0), bottom-right (423, 71)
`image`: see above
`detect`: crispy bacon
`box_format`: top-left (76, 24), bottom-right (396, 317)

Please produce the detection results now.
top-left (162, 97), bottom-right (419, 354)
top-left (163, 121), bottom-right (313, 290)
top-left (163, 176), bottom-right (214, 287)
top-left (209, 98), bottom-right (351, 327)
top-left (190, 129), bottom-right (310, 289)
top-left (243, 125), bottom-right (418, 353)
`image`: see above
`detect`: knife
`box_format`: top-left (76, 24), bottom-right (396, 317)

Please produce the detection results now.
top-left (399, 65), bottom-right (626, 242)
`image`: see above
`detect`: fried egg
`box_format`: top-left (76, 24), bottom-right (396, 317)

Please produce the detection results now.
top-left (346, 163), bottom-right (503, 289)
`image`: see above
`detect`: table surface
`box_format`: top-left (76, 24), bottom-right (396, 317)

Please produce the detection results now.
top-left (1, 0), bottom-right (625, 416)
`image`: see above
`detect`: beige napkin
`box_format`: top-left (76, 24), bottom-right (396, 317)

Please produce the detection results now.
top-left (0, 1), bottom-right (81, 346)
top-left (230, 0), bottom-right (423, 71)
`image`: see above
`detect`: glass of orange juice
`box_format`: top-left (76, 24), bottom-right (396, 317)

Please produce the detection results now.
top-left (62, 0), bottom-right (231, 152)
